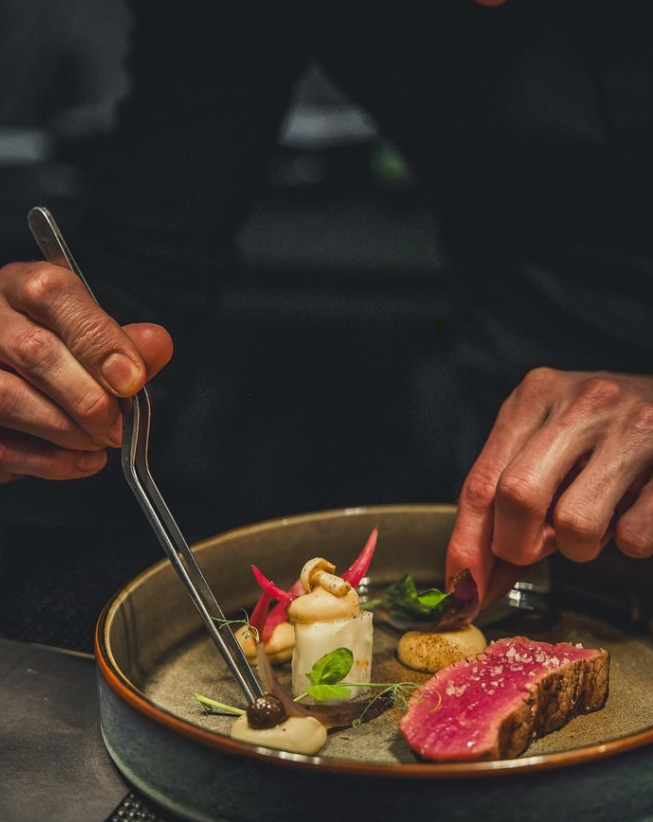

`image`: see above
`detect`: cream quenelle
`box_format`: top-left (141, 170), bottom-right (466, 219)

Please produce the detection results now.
top-left (288, 557), bottom-right (373, 700)
top-left (230, 714), bottom-right (327, 755)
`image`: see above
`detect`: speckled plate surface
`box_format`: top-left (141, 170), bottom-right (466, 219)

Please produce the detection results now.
top-left (96, 505), bottom-right (653, 822)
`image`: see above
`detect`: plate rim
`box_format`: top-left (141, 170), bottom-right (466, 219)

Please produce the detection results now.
top-left (95, 503), bottom-right (653, 779)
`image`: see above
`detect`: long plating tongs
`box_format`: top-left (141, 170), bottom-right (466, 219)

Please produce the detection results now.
top-left (28, 206), bottom-right (263, 703)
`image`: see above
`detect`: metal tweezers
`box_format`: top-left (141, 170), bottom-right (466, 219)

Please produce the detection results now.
top-left (28, 206), bottom-right (263, 703)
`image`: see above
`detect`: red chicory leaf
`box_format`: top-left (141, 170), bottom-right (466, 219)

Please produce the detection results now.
top-left (341, 527), bottom-right (378, 588)
top-left (251, 565), bottom-right (293, 604)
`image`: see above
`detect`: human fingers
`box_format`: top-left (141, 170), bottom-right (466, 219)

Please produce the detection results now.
top-left (493, 379), bottom-right (653, 565)
top-left (552, 421), bottom-right (653, 562)
top-left (1, 262), bottom-right (147, 396)
top-left (0, 466), bottom-right (24, 484)
top-left (446, 367), bottom-right (557, 603)
top-left (481, 529), bottom-right (558, 608)
top-left (0, 369), bottom-right (106, 451)
top-left (614, 475), bottom-right (653, 559)
top-left (0, 261), bottom-right (149, 445)
top-left (121, 323), bottom-right (174, 380)
top-left (491, 423), bottom-right (596, 567)
top-left (0, 304), bottom-right (123, 446)
top-left (492, 376), bottom-right (633, 565)
top-left (0, 429), bottom-right (107, 481)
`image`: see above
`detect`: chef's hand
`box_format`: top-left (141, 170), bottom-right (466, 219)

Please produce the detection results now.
top-left (446, 368), bottom-right (653, 607)
top-left (0, 261), bottom-right (173, 483)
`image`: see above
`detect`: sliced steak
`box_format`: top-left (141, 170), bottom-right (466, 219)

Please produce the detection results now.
top-left (400, 636), bottom-right (609, 761)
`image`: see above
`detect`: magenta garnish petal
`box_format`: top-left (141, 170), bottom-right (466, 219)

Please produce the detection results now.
top-left (261, 578), bottom-right (304, 642)
top-left (251, 565), bottom-right (293, 604)
top-left (437, 568), bottom-right (480, 629)
top-left (341, 527), bottom-right (378, 587)
top-left (249, 590), bottom-right (273, 635)
top-left (286, 578), bottom-right (305, 598)
top-left (261, 606), bottom-right (285, 644)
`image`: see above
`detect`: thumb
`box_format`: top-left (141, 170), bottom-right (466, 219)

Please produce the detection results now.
top-left (122, 323), bottom-right (174, 381)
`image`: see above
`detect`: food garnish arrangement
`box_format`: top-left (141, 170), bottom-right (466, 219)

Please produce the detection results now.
top-left (194, 529), bottom-right (610, 761)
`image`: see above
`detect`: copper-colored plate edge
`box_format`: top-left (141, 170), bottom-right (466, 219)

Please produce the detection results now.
top-left (95, 504), bottom-right (653, 779)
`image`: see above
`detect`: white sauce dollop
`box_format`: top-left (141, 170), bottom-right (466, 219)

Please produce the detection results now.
top-left (230, 715), bottom-right (327, 755)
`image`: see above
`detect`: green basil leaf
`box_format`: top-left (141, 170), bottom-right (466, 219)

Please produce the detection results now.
top-left (306, 683), bottom-right (352, 701)
top-left (382, 574), bottom-right (452, 621)
top-left (306, 647), bottom-right (354, 686)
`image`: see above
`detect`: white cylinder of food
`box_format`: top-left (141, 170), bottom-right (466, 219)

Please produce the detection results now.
top-left (291, 610), bottom-right (374, 700)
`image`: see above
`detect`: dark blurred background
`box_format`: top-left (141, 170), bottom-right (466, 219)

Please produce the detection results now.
top-left (0, 0), bottom-right (454, 523)
top-left (0, 1), bottom-right (457, 649)
top-left (3, 0), bottom-right (651, 652)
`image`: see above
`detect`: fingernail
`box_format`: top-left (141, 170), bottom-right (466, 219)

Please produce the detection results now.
top-left (77, 451), bottom-right (106, 472)
top-left (101, 353), bottom-right (142, 394)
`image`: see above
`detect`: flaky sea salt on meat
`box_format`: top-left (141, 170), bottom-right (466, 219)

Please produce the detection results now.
top-left (400, 636), bottom-right (609, 762)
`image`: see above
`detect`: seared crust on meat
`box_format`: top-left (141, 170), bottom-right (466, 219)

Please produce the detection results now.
top-left (495, 649), bottom-right (609, 759)
top-left (400, 637), bottom-right (610, 761)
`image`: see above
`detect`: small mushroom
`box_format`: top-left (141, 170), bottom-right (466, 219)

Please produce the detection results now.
top-left (300, 557), bottom-right (351, 597)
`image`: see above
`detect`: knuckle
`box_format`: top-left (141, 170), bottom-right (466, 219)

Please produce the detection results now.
top-left (69, 313), bottom-right (119, 359)
top-left (22, 265), bottom-right (67, 307)
top-left (520, 367), bottom-right (557, 393)
top-left (574, 377), bottom-right (623, 410)
top-left (554, 506), bottom-right (602, 542)
top-left (625, 402), bottom-right (653, 435)
top-left (12, 326), bottom-right (56, 372)
top-left (0, 261), bottom-right (29, 285)
top-left (496, 472), bottom-right (542, 516)
top-left (508, 367), bottom-right (558, 412)
top-left (463, 467), bottom-right (499, 511)
top-left (616, 522), bottom-right (653, 558)
top-left (495, 394), bottom-right (517, 423)
top-left (70, 388), bottom-right (113, 425)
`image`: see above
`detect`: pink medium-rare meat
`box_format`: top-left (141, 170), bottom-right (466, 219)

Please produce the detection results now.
top-left (400, 636), bottom-right (609, 762)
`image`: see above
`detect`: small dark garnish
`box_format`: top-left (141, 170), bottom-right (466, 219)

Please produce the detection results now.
top-left (376, 568), bottom-right (480, 631)
top-left (246, 694), bottom-right (287, 729)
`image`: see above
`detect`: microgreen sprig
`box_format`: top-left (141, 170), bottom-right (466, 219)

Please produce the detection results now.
top-left (293, 647), bottom-right (421, 721)
top-left (195, 611), bottom-right (258, 716)
top-left (351, 681), bottom-right (422, 727)
top-left (212, 609), bottom-right (260, 642)
top-left (194, 693), bottom-right (245, 716)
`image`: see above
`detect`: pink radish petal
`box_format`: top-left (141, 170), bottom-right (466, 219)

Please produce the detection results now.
top-left (255, 527), bottom-right (380, 644)
top-left (249, 590), bottom-right (273, 635)
top-left (287, 578), bottom-right (305, 598)
top-left (341, 527), bottom-right (378, 588)
top-left (262, 578), bottom-right (303, 642)
top-left (262, 603), bottom-right (288, 643)
top-left (251, 565), bottom-right (293, 604)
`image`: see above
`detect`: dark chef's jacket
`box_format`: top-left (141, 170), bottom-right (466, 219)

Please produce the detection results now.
top-left (1, 0), bottom-right (651, 649)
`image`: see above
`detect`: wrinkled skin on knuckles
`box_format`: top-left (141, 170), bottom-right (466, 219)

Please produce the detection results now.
top-left (0, 261), bottom-right (172, 483)
top-left (447, 368), bottom-right (653, 606)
